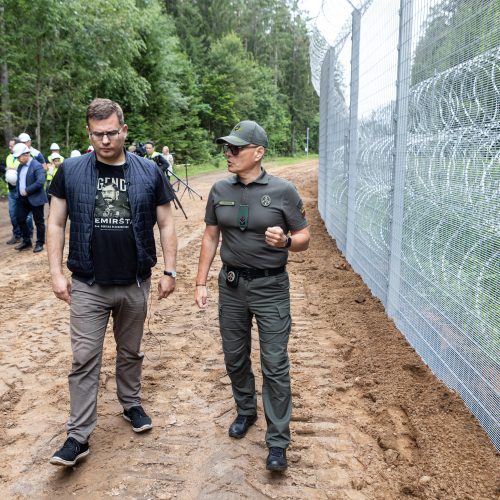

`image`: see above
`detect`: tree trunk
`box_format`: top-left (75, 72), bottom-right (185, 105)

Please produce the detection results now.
top-left (1, 61), bottom-right (12, 145)
top-left (35, 53), bottom-right (41, 148)
top-left (0, 3), bottom-right (13, 145)
top-left (65, 112), bottom-right (70, 151)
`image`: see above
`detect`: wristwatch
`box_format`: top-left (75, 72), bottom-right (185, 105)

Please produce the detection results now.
top-left (285, 236), bottom-right (292, 248)
top-left (164, 270), bottom-right (177, 278)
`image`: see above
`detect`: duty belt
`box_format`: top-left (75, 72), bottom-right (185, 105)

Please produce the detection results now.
top-left (223, 265), bottom-right (286, 280)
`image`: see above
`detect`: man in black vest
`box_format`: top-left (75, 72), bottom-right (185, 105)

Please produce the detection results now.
top-left (47, 98), bottom-right (178, 467)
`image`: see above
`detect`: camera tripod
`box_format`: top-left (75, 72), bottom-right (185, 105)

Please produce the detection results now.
top-left (170, 185), bottom-right (188, 219)
top-left (170, 164), bottom-right (203, 201)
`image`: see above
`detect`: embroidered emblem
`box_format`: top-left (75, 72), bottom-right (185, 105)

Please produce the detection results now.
top-left (234, 124), bottom-right (241, 131)
top-left (227, 271), bottom-right (236, 283)
top-left (261, 195), bottom-right (271, 207)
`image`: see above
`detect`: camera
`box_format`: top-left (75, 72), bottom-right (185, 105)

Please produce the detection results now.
top-left (131, 142), bottom-right (146, 156)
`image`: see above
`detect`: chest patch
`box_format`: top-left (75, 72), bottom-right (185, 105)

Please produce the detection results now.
top-left (260, 195), bottom-right (271, 207)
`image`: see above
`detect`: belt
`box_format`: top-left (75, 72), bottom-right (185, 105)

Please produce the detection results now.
top-left (223, 265), bottom-right (286, 280)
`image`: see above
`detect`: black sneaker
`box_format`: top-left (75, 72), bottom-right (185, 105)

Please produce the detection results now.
top-left (50, 437), bottom-right (89, 466)
top-left (123, 405), bottom-right (153, 433)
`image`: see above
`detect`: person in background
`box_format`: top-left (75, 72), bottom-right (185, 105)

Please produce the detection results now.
top-left (194, 120), bottom-right (310, 472)
top-left (46, 153), bottom-right (62, 203)
top-left (5, 139), bottom-right (28, 244)
top-left (47, 98), bottom-right (177, 468)
top-left (70, 150), bottom-right (81, 158)
top-left (144, 141), bottom-right (170, 180)
top-left (48, 143), bottom-right (65, 164)
top-left (162, 145), bottom-right (174, 180)
top-left (17, 132), bottom-right (46, 166)
top-left (12, 142), bottom-right (48, 253)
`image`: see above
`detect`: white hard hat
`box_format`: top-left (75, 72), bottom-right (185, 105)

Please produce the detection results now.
top-left (50, 143), bottom-right (60, 150)
top-left (18, 132), bottom-right (31, 142)
top-left (5, 169), bottom-right (18, 186)
top-left (70, 150), bottom-right (81, 157)
top-left (12, 143), bottom-right (30, 158)
top-left (51, 152), bottom-right (61, 160)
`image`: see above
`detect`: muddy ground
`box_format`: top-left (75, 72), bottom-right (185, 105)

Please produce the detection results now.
top-left (0, 160), bottom-right (498, 499)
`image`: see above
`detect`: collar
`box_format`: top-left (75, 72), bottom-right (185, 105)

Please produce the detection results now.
top-left (231, 168), bottom-right (269, 185)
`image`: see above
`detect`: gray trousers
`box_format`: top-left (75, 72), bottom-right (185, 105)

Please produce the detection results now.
top-left (218, 269), bottom-right (292, 448)
top-left (67, 278), bottom-right (150, 443)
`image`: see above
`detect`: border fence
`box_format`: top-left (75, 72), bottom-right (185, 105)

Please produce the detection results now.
top-left (311, 0), bottom-right (499, 450)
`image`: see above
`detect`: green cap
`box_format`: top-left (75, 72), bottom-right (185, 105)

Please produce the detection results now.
top-left (215, 120), bottom-right (268, 148)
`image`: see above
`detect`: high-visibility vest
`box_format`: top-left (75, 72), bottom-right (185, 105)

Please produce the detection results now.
top-left (46, 165), bottom-right (59, 183)
top-left (6, 153), bottom-right (18, 170)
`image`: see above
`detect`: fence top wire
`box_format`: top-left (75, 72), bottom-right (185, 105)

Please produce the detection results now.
top-left (309, 0), bottom-right (374, 95)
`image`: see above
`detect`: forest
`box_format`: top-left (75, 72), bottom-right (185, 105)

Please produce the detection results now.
top-left (0, 0), bottom-right (319, 163)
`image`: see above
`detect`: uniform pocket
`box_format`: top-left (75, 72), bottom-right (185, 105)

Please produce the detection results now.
top-left (277, 303), bottom-right (290, 319)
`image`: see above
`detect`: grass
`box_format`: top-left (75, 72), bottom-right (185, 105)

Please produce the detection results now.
top-left (173, 153), bottom-right (318, 178)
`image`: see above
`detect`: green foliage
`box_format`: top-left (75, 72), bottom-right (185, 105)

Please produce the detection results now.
top-left (0, 0), bottom-right (318, 160)
top-left (167, 0), bottom-right (318, 153)
top-left (412, 0), bottom-right (500, 84)
top-left (200, 32), bottom-right (291, 154)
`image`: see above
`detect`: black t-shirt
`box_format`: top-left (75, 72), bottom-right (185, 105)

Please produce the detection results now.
top-left (49, 159), bottom-right (172, 285)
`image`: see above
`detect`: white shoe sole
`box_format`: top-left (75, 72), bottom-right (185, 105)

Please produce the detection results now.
top-left (50, 448), bottom-right (90, 467)
top-left (122, 414), bottom-right (153, 433)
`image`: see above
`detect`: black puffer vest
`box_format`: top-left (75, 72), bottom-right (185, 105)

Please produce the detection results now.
top-left (63, 151), bottom-right (158, 284)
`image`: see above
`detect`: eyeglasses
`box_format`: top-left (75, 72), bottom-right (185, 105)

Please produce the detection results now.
top-left (222, 143), bottom-right (259, 156)
top-left (89, 128), bottom-right (123, 141)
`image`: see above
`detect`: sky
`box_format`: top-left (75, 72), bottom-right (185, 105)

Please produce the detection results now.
top-left (299, 0), bottom-right (442, 115)
top-left (299, 0), bottom-right (353, 44)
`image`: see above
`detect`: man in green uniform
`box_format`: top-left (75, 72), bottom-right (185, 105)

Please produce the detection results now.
top-left (195, 120), bottom-right (310, 471)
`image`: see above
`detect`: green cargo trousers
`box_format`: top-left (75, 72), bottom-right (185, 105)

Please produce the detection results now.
top-left (218, 268), bottom-right (292, 449)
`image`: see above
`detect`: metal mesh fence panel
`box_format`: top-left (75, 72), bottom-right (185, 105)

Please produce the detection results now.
top-left (320, 43), bottom-right (351, 252)
top-left (351, 0), bottom-right (401, 304)
top-left (313, 0), bottom-right (500, 450)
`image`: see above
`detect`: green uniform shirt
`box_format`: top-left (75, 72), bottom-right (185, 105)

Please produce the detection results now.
top-left (205, 168), bottom-right (307, 269)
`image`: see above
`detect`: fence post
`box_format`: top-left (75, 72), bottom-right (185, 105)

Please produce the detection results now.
top-left (317, 48), bottom-right (330, 218)
top-left (387, 0), bottom-right (413, 318)
top-left (345, 8), bottom-right (361, 262)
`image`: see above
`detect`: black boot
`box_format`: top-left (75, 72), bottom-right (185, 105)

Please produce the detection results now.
top-left (228, 414), bottom-right (257, 439)
top-left (266, 447), bottom-right (287, 471)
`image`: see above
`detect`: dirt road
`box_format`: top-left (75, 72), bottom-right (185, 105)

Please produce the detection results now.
top-left (0, 160), bottom-right (498, 499)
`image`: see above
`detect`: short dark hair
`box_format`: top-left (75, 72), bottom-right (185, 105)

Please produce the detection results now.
top-left (86, 98), bottom-right (124, 125)
top-left (145, 140), bottom-right (155, 147)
